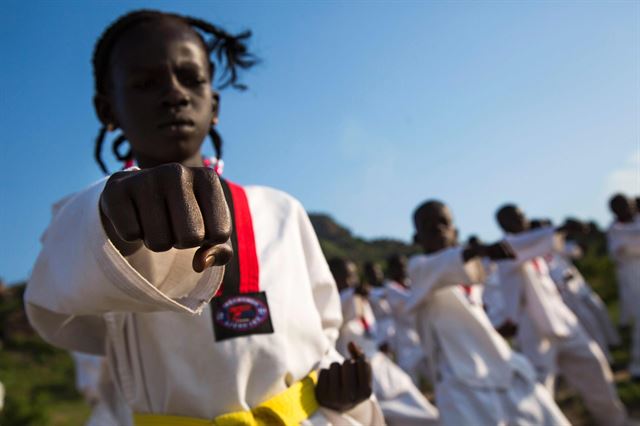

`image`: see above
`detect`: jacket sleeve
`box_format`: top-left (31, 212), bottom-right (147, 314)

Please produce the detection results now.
top-left (25, 178), bottom-right (225, 353)
top-left (405, 247), bottom-right (485, 312)
top-left (505, 228), bottom-right (563, 263)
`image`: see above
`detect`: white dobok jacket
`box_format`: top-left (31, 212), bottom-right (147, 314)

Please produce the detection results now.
top-left (25, 178), bottom-right (381, 425)
top-left (497, 228), bottom-right (578, 339)
top-left (406, 247), bottom-right (536, 389)
top-left (607, 220), bottom-right (640, 322)
top-left (381, 281), bottom-right (426, 377)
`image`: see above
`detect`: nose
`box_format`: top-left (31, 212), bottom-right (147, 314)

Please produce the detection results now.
top-left (436, 224), bottom-right (448, 234)
top-left (162, 75), bottom-right (190, 108)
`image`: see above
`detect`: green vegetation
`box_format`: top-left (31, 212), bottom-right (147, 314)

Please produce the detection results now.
top-left (0, 214), bottom-right (637, 425)
top-left (0, 284), bottom-right (89, 425)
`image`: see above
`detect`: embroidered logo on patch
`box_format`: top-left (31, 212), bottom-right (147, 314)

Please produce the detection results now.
top-left (215, 295), bottom-right (269, 331)
top-left (211, 291), bottom-right (274, 341)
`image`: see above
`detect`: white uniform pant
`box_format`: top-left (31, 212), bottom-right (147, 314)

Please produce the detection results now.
top-left (396, 347), bottom-right (431, 386)
top-left (434, 369), bottom-right (569, 426)
top-left (618, 275), bottom-right (632, 326)
top-left (371, 352), bottom-right (439, 426)
top-left (562, 291), bottom-right (612, 362)
top-left (582, 291), bottom-right (621, 346)
top-left (518, 320), bottom-right (627, 426)
top-left (581, 290), bottom-right (620, 346)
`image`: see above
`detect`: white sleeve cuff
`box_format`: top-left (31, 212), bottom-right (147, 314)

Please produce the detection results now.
top-left (85, 179), bottom-right (224, 314)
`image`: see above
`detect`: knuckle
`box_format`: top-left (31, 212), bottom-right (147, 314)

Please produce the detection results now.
top-left (119, 227), bottom-right (140, 242)
top-left (193, 169), bottom-right (218, 195)
top-left (103, 175), bottom-right (129, 200)
top-left (145, 238), bottom-right (173, 252)
top-left (206, 224), bottom-right (232, 245)
top-left (174, 230), bottom-right (205, 249)
top-left (195, 166), bottom-right (217, 183)
top-left (159, 162), bottom-right (187, 181)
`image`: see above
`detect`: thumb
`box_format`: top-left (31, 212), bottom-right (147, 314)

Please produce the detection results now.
top-left (347, 341), bottom-right (365, 361)
top-left (193, 241), bottom-right (233, 273)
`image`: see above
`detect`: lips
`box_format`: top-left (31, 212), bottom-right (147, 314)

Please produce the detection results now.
top-left (158, 117), bottom-right (195, 129)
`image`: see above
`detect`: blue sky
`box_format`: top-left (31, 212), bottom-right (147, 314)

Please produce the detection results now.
top-left (1, 1), bottom-right (638, 283)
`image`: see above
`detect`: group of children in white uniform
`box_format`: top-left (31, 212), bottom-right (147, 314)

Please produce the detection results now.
top-left (17, 7), bottom-right (638, 426)
top-left (325, 198), bottom-right (635, 426)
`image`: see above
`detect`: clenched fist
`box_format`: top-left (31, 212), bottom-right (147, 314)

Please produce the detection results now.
top-left (463, 239), bottom-right (515, 262)
top-left (99, 163), bottom-right (233, 272)
top-left (315, 342), bottom-right (373, 412)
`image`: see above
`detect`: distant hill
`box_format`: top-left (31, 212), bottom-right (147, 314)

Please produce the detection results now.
top-left (308, 213), bottom-right (418, 267)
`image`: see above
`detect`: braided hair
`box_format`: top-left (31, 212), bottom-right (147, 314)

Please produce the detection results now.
top-left (92, 9), bottom-right (258, 174)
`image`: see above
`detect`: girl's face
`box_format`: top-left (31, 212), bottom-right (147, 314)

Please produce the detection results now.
top-left (99, 19), bottom-right (215, 168)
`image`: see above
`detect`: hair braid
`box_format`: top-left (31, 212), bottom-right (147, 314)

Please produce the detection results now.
top-left (111, 134), bottom-right (132, 162)
top-left (94, 126), bottom-right (109, 174)
top-left (209, 127), bottom-right (223, 160)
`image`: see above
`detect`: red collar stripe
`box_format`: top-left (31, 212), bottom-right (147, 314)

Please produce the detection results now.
top-left (226, 181), bottom-right (260, 294)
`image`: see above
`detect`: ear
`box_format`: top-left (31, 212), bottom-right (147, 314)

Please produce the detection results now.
top-left (412, 233), bottom-right (419, 245)
top-left (211, 91), bottom-right (220, 126)
top-left (93, 95), bottom-right (118, 129)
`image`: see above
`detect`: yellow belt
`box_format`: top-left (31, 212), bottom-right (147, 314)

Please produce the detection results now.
top-left (134, 371), bottom-right (318, 426)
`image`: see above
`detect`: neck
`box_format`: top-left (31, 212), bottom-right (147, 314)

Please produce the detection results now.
top-left (392, 277), bottom-right (407, 287)
top-left (423, 245), bottom-right (444, 255)
top-left (135, 151), bottom-right (204, 169)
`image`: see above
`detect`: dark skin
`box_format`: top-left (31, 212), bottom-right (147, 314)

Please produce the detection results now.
top-left (95, 19), bottom-right (370, 411)
top-left (414, 203), bottom-right (514, 261)
top-left (609, 195), bottom-right (636, 224)
top-left (96, 19), bottom-right (231, 271)
top-left (329, 259), bottom-right (360, 293)
top-left (496, 206), bottom-right (530, 235)
top-left (387, 255), bottom-right (408, 287)
top-left (315, 342), bottom-right (373, 412)
top-left (363, 262), bottom-right (384, 289)
top-left (496, 205), bottom-right (586, 236)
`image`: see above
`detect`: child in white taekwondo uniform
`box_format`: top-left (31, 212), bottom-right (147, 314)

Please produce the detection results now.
top-left (365, 262), bottom-right (396, 349)
top-left (25, 10), bottom-right (383, 425)
top-left (329, 258), bottom-right (439, 426)
top-left (495, 204), bottom-right (627, 425)
top-left (608, 194), bottom-right (640, 329)
top-left (529, 220), bottom-right (619, 361)
top-left (406, 200), bottom-right (569, 426)
top-left (608, 194), bottom-right (640, 379)
top-left (376, 255), bottom-right (430, 384)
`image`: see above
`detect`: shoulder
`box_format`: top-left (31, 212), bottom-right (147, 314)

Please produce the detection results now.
top-left (233, 184), bottom-right (308, 223)
top-left (241, 184), bottom-right (304, 210)
top-left (49, 177), bottom-right (109, 219)
top-left (407, 254), bottom-right (429, 274)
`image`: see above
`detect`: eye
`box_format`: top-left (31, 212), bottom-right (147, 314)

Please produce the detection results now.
top-left (179, 68), bottom-right (207, 87)
top-left (131, 77), bottom-right (157, 90)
